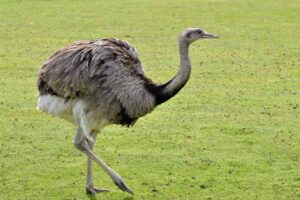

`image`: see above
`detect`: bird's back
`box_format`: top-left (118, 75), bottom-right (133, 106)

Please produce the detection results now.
top-left (37, 38), bottom-right (156, 126)
top-left (38, 39), bottom-right (144, 97)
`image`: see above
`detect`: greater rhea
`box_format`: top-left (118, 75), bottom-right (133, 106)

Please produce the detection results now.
top-left (37, 27), bottom-right (218, 195)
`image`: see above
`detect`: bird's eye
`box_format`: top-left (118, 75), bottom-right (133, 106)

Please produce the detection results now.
top-left (197, 30), bottom-right (203, 34)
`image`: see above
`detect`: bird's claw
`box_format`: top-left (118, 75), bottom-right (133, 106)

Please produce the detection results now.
top-left (86, 187), bottom-right (110, 195)
top-left (113, 179), bottom-right (134, 195)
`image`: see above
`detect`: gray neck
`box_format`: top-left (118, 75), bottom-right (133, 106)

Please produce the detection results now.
top-left (152, 38), bottom-right (191, 105)
top-left (165, 40), bottom-right (191, 93)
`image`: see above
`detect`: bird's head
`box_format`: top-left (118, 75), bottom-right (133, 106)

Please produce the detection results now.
top-left (179, 27), bottom-right (219, 44)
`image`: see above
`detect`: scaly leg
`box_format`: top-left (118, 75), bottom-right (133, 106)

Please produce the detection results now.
top-left (85, 131), bottom-right (109, 194)
top-left (74, 125), bottom-right (134, 195)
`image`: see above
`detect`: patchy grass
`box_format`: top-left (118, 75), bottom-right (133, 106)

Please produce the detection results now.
top-left (0, 0), bottom-right (299, 199)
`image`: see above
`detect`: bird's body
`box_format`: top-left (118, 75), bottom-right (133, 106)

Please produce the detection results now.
top-left (37, 28), bottom-right (218, 195)
top-left (38, 39), bottom-right (155, 128)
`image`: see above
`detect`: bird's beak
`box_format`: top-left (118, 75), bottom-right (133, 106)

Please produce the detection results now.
top-left (203, 33), bottom-right (219, 39)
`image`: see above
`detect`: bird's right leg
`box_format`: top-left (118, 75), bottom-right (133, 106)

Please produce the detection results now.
top-left (73, 124), bottom-right (134, 195)
top-left (85, 131), bottom-right (109, 194)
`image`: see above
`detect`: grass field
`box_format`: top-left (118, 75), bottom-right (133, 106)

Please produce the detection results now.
top-left (0, 0), bottom-right (299, 199)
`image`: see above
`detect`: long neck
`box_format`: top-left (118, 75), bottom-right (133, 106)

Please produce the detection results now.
top-left (164, 40), bottom-right (191, 96)
top-left (150, 39), bottom-right (191, 105)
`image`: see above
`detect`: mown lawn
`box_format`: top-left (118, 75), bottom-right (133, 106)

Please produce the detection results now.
top-left (0, 0), bottom-right (299, 199)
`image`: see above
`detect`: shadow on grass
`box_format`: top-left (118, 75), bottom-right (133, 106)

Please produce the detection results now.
top-left (87, 194), bottom-right (134, 200)
top-left (123, 197), bottom-right (134, 200)
top-left (87, 194), bottom-right (98, 200)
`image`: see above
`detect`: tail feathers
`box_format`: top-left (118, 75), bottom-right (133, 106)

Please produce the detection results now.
top-left (37, 94), bottom-right (71, 116)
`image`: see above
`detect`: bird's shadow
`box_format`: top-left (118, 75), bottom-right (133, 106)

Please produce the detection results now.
top-left (87, 194), bottom-right (98, 200)
top-left (123, 197), bottom-right (134, 200)
top-left (87, 194), bottom-right (134, 200)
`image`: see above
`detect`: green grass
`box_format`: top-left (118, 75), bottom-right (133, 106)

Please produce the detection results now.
top-left (0, 0), bottom-right (299, 199)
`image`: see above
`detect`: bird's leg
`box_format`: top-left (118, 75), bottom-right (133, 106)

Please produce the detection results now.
top-left (74, 126), bottom-right (134, 195)
top-left (85, 131), bottom-right (109, 194)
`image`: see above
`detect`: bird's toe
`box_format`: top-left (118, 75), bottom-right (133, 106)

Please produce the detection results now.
top-left (113, 179), bottom-right (134, 195)
top-left (86, 187), bottom-right (110, 195)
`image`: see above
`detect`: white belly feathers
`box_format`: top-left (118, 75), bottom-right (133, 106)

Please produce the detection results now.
top-left (37, 94), bottom-right (74, 122)
top-left (37, 94), bottom-right (109, 136)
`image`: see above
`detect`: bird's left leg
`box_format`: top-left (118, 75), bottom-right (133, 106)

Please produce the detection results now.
top-left (85, 131), bottom-right (109, 194)
top-left (74, 124), bottom-right (134, 195)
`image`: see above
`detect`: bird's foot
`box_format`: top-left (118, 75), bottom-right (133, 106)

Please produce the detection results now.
top-left (86, 186), bottom-right (110, 195)
top-left (113, 178), bottom-right (134, 195)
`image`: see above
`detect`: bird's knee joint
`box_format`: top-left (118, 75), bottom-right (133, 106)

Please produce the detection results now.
top-left (86, 138), bottom-right (96, 148)
top-left (73, 141), bottom-right (81, 150)
top-left (73, 139), bottom-right (85, 151)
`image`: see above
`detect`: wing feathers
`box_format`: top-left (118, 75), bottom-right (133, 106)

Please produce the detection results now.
top-left (38, 38), bottom-right (155, 118)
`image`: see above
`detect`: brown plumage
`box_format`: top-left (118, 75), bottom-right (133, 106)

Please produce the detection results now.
top-left (39, 39), bottom-right (143, 97)
top-left (37, 28), bottom-right (218, 195)
top-left (38, 38), bottom-right (156, 126)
